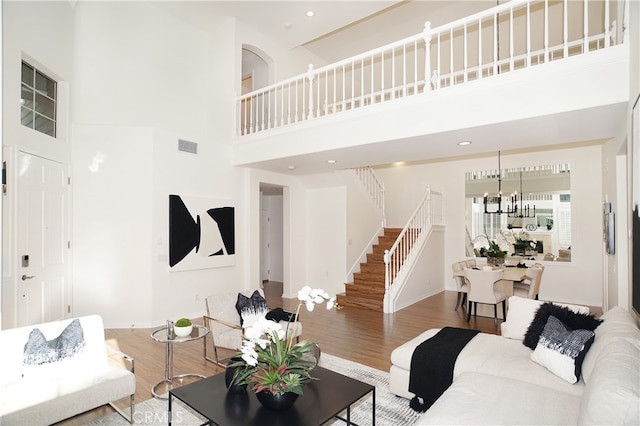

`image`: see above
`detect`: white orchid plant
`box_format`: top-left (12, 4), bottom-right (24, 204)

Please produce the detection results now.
top-left (228, 286), bottom-right (335, 396)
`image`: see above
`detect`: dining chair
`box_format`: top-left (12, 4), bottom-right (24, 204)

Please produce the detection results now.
top-left (513, 265), bottom-right (544, 300)
top-left (465, 258), bottom-right (477, 268)
top-left (452, 261), bottom-right (468, 310)
top-left (464, 268), bottom-right (506, 326)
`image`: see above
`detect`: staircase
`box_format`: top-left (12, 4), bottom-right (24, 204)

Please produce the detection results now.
top-left (337, 228), bottom-right (402, 311)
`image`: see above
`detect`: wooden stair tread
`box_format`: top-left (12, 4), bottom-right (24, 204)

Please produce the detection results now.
top-left (339, 227), bottom-right (412, 312)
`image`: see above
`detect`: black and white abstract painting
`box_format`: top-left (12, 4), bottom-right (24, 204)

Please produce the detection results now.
top-left (169, 195), bottom-right (235, 271)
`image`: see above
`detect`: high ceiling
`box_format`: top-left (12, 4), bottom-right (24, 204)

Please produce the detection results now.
top-left (152, 1), bottom-right (624, 175)
top-left (151, 1), bottom-right (492, 61)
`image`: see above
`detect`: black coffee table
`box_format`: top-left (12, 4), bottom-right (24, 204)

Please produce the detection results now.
top-left (168, 366), bottom-right (375, 425)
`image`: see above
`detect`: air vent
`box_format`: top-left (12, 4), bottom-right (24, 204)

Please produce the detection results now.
top-left (178, 139), bottom-right (198, 154)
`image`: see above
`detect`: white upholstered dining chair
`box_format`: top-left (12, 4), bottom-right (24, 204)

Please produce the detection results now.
top-left (452, 261), bottom-right (468, 310)
top-left (464, 268), bottom-right (506, 326)
top-left (513, 265), bottom-right (544, 300)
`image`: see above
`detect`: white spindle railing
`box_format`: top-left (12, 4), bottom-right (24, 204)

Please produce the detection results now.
top-left (237, 0), bottom-right (620, 137)
top-left (353, 166), bottom-right (385, 220)
top-left (383, 187), bottom-right (443, 307)
top-left (465, 163), bottom-right (571, 182)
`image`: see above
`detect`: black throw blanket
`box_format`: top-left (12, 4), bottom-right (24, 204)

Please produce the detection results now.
top-left (408, 327), bottom-right (480, 412)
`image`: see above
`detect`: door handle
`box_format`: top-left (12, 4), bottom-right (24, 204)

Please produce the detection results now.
top-left (21, 275), bottom-right (35, 281)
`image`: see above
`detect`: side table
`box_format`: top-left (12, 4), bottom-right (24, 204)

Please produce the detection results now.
top-left (150, 324), bottom-right (209, 399)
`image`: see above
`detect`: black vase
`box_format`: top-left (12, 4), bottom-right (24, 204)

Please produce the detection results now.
top-left (256, 390), bottom-right (299, 410)
top-left (225, 358), bottom-right (247, 393)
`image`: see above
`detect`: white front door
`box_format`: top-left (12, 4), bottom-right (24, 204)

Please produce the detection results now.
top-left (17, 152), bottom-right (69, 326)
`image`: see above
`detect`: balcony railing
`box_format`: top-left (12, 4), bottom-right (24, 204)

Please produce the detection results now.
top-left (237, 0), bottom-right (623, 137)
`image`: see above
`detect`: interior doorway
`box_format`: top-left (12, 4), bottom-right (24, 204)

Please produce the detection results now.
top-left (260, 184), bottom-right (284, 296)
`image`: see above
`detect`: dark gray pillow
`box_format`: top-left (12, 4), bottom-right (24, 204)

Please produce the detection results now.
top-left (23, 318), bottom-right (86, 365)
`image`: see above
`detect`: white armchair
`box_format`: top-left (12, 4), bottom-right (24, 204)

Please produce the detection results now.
top-left (203, 289), bottom-right (302, 367)
top-left (464, 268), bottom-right (506, 326)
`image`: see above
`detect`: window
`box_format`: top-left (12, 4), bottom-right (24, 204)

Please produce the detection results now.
top-left (21, 61), bottom-right (57, 137)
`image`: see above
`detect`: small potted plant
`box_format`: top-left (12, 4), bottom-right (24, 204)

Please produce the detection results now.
top-left (174, 318), bottom-right (193, 337)
top-left (486, 240), bottom-right (507, 266)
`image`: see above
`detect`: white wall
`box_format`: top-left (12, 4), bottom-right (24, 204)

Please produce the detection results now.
top-left (305, 187), bottom-right (347, 298)
top-left (376, 146), bottom-right (605, 307)
top-left (342, 171), bottom-right (385, 282)
top-left (68, 2), bottom-right (248, 327)
top-left (72, 125), bottom-right (154, 326)
top-left (392, 227), bottom-right (446, 311)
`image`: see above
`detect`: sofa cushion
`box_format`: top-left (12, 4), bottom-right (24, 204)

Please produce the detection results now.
top-left (235, 290), bottom-right (268, 326)
top-left (523, 302), bottom-right (601, 350)
top-left (23, 319), bottom-right (85, 365)
top-left (582, 306), bottom-right (640, 383)
top-left (417, 372), bottom-right (581, 425)
top-left (578, 337), bottom-right (640, 425)
top-left (500, 296), bottom-right (589, 342)
top-left (530, 315), bottom-right (595, 384)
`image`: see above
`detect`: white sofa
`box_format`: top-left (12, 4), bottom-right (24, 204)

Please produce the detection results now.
top-left (389, 297), bottom-right (640, 425)
top-left (0, 315), bottom-right (136, 425)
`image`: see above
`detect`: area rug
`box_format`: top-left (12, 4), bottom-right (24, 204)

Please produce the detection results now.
top-left (90, 353), bottom-right (421, 426)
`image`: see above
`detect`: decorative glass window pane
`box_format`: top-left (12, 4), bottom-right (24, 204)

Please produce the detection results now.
top-left (34, 115), bottom-right (55, 137)
top-left (35, 71), bottom-right (56, 99)
top-left (21, 62), bottom-right (33, 86)
top-left (35, 93), bottom-right (55, 120)
top-left (20, 61), bottom-right (57, 137)
top-left (21, 85), bottom-right (34, 109)
top-left (21, 107), bottom-right (34, 128)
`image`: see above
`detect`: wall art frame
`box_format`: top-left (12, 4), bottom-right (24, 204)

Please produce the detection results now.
top-left (168, 194), bottom-right (235, 271)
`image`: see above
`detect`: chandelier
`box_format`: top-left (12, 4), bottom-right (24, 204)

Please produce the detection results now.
top-left (483, 151), bottom-right (506, 214)
top-left (483, 151), bottom-right (536, 217)
top-left (507, 170), bottom-right (536, 218)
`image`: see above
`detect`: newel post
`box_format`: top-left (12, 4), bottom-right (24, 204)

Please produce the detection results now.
top-left (306, 64), bottom-right (315, 119)
top-left (423, 21), bottom-right (433, 91)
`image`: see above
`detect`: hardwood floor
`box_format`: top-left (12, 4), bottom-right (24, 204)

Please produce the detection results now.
top-left (57, 290), bottom-right (502, 425)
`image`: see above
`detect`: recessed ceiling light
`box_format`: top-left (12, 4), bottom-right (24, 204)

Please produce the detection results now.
top-left (327, 159), bottom-right (336, 164)
top-left (287, 165), bottom-right (296, 170)
top-left (458, 140), bottom-right (472, 146)
top-left (306, 10), bottom-right (315, 17)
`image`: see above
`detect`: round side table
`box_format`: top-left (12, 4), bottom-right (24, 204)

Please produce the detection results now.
top-left (150, 324), bottom-right (209, 399)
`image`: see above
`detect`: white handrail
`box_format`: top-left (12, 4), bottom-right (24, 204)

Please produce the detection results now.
top-left (236, 0), bottom-right (619, 137)
top-left (352, 166), bottom-right (385, 220)
top-left (384, 187), bottom-right (443, 294)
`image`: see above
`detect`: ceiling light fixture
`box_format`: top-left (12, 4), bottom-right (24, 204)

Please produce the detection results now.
top-left (507, 170), bottom-right (536, 218)
top-left (483, 151), bottom-right (505, 215)
top-left (483, 151), bottom-right (536, 217)
top-left (458, 140), bottom-right (472, 146)
top-left (327, 159), bottom-right (336, 164)
top-left (306, 10), bottom-right (315, 17)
